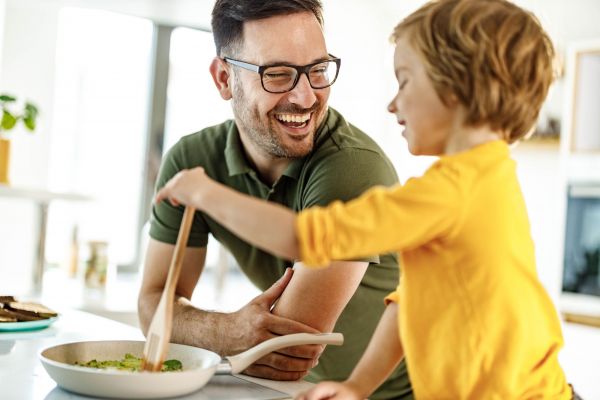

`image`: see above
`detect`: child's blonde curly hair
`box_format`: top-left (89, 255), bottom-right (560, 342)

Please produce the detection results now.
top-left (392, 0), bottom-right (555, 143)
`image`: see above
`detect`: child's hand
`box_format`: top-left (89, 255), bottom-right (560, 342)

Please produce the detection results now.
top-left (295, 381), bottom-right (365, 400)
top-left (155, 167), bottom-right (211, 208)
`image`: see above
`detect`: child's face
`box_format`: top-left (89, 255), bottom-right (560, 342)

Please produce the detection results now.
top-left (388, 37), bottom-right (461, 156)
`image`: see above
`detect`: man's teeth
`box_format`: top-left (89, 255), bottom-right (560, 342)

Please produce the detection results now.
top-left (275, 113), bottom-right (310, 123)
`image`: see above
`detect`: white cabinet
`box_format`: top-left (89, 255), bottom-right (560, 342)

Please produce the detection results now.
top-left (563, 40), bottom-right (600, 154)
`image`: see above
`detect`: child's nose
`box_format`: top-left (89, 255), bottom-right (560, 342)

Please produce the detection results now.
top-left (388, 101), bottom-right (396, 113)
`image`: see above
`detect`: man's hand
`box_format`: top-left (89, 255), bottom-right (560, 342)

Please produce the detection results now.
top-left (226, 268), bottom-right (325, 380)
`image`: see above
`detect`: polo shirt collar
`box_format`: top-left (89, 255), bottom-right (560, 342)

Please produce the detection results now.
top-left (224, 122), bottom-right (252, 177)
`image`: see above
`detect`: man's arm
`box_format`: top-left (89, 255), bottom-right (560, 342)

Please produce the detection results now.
top-left (138, 238), bottom-right (323, 380)
top-left (243, 260), bottom-right (368, 378)
top-left (275, 261), bottom-right (368, 331)
top-left (138, 238), bottom-right (215, 346)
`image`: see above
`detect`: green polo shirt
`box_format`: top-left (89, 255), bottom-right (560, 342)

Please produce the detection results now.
top-left (150, 108), bottom-right (412, 399)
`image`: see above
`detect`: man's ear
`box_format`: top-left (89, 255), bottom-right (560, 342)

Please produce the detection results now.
top-left (210, 57), bottom-right (233, 100)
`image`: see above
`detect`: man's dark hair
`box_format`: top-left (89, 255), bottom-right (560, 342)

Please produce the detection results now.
top-left (211, 0), bottom-right (324, 57)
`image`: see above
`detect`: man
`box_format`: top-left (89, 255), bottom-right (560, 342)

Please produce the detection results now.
top-left (138, 0), bottom-right (412, 398)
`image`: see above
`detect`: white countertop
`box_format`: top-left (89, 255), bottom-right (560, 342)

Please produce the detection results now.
top-left (26, 270), bottom-right (600, 399)
top-left (0, 184), bottom-right (91, 202)
top-left (0, 309), bottom-right (313, 400)
top-left (2, 306), bottom-right (598, 399)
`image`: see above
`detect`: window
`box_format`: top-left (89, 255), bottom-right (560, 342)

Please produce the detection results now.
top-left (163, 27), bottom-right (232, 152)
top-left (47, 8), bottom-right (153, 268)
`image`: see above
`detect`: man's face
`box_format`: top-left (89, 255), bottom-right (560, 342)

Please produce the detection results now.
top-left (229, 12), bottom-right (331, 159)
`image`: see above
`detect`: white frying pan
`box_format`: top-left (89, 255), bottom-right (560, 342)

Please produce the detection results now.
top-left (40, 332), bottom-right (343, 399)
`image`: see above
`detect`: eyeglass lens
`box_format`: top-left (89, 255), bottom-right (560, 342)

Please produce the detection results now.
top-left (262, 60), bottom-right (338, 93)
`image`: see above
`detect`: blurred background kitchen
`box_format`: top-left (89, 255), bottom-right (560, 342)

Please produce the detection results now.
top-left (0, 0), bottom-right (599, 395)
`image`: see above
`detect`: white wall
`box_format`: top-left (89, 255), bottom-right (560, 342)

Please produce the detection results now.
top-left (1, 1), bottom-right (59, 187)
top-left (0, 0), bottom-right (5, 77)
top-left (0, 1), bottom-right (61, 294)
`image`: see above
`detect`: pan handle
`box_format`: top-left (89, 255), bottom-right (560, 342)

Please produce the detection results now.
top-left (224, 332), bottom-right (343, 374)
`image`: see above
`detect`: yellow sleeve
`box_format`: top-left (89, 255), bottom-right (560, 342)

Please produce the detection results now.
top-left (296, 161), bottom-right (468, 268)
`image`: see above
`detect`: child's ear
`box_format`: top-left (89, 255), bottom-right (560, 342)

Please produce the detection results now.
top-left (210, 57), bottom-right (233, 100)
top-left (445, 91), bottom-right (461, 107)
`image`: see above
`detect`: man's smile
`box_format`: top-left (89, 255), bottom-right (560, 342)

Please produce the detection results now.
top-left (274, 112), bottom-right (313, 137)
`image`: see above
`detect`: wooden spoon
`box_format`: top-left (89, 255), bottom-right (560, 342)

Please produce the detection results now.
top-left (141, 206), bottom-right (195, 371)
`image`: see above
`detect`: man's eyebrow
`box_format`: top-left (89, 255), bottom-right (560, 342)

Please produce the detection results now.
top-left (265, 56), bottom-right (332, 65)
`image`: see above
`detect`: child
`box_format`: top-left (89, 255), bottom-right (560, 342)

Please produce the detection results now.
top-left (156, 0), bottom-right (573, 398)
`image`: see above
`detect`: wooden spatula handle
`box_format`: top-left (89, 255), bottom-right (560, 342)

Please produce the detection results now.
top-left (164, 206), bottom-right (196, 296)
top-left (142, 206), bottom-right (195, 372)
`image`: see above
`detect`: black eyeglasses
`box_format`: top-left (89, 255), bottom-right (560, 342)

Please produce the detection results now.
top-left (223, 54), bottom-right (341, 94)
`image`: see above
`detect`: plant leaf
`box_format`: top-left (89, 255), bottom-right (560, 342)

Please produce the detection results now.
top-left (23, 103), bottom-right (39, 131)
top-left (23, 116), bottom-right (36, 131)
top-left (25, 102), bottom-right (39, 118)
top-left (1, 110), bottom-right (17, 130)
top-left (0, 94), bottom-right (16, 103)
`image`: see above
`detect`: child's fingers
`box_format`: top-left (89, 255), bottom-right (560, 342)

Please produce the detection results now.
top-left (296, 383), bottom-right (337, 400)
top-left (155, 167), bottom-right (204, 206)
top-left (294, 391), bottom-right (309, 400)
top-left (155, 187), bottom-right (170, 204)
top-left (155, 186), bottom-right (179, 207)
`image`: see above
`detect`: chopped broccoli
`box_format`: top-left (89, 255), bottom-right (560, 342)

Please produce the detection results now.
top-left (75, 353), bottom-right (183, 372)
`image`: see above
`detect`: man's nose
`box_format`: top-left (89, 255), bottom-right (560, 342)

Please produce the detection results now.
top-left (287, 73), bottom-right (317, 108)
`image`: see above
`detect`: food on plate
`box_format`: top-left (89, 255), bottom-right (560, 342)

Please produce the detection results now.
top-left (0, 308), bottom-right (17, 322)
top-left (0, 296), bottom-right (16, 303)
top-left (0, 296), bottom-right (58, 322)
top-left (75, 353), bottom-right (183, 372)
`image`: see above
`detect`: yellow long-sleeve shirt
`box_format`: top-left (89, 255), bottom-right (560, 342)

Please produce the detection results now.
top-left (296, 141), bottom-right (570, 399)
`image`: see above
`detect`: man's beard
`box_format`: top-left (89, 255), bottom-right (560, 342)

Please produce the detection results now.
top-left (231, 77), bottom-right (322, 159)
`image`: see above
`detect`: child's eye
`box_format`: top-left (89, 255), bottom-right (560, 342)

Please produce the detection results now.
top-left (399, 79), bottom-right (408, 90)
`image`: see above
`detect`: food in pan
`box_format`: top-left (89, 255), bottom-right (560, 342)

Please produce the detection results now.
top-left (0, 296), bottom-right (58, 322)
top-left (75, 353), bottom-right (183, 372)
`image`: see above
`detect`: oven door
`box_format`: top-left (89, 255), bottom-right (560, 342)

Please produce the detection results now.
top-left (562, 184), bottom-right (600, 307)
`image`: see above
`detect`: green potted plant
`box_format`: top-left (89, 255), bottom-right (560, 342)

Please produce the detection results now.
top-left (0, 93), bottom-right (39, 184)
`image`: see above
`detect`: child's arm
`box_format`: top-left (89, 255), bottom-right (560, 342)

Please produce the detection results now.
top-left (155, 167), bottom-right (301, 261)
top-left (156, 164), bottom-right (461, 268)
top-left (297, 302), bottom-right (403, 400)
